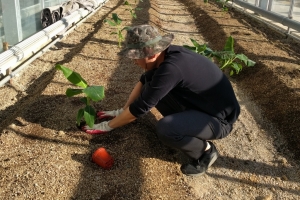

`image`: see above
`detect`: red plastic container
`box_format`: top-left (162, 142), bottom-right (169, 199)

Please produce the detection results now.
top-left (92, 147), bottom-right (114, 169)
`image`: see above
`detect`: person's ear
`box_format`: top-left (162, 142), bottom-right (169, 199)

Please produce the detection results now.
top-left (147, 55), bottom-right (156, 60)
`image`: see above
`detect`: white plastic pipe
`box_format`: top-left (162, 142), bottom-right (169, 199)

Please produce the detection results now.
top-left (0, 0), bottom-right (108, 80)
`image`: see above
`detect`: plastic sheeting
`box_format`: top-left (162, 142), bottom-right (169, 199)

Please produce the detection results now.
top-left (41, 0), bottom-right (98, 28)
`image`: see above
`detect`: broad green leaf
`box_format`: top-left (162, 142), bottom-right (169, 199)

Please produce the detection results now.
top-left (84, 105), bottom-right (96, 128)
top-left (183, 45), bottom-right (197, 52)
top-left (237, 63), bottom-right (243, 71)
top-left (191, 38), bottom-right (201, 49)
top-left (247, 59), bottom-right (256, 67)
top-left (124, 1), bottom-right (129, 5)
top-left (231, 62), bottom-right (241, 74)
top-left (83, 86), bottom-right (105, 102)
top-left (132, 12), bottom-right (137, 18)
top-left (122, 26), bottom-right (131, 31)
top-left (197, 44), bottom-right (207, 53)
top-left (224, 36), bottom-right (234, 52)
top-left (104, 19), bottom-right (117, 26)
top-left (204, 48), bottom-right (214, 57)
top-left (66, 88), bottom-right (83, 97)
top-left (236, 54), bottom-right (248, 65)
top-left (218, 51), bottom-right (236, 60)
top-left (77, 108), bottom-right (84, 125)
top-left (55, 64), bottom-right (88, 88)
top-left (80, 97), bottom-right (88, 105)
top-left (112, 13), bottom-right (122, 25)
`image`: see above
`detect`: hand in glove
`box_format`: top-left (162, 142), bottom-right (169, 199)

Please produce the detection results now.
top-left (97, 108), bottom-right (124, 119)
top-left (82, 121), bottom-right (113, 135)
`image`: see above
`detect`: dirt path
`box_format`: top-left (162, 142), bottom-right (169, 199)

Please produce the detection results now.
top-left (0, 0), bottom-right (299, 199)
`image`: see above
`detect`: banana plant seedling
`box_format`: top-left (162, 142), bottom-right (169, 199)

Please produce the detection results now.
top-left (213, 36), bottom-right (256, 75)
top-left (183, 36), bottom-right (255, 75)
top-left (104, 13), bottom-right (130, 47)
top-left (183, 38), bottom-right (214, 60)
top-left (55, 64), bottom-right (105, 128)
top-left (124, 0), bottom-right (143, 19)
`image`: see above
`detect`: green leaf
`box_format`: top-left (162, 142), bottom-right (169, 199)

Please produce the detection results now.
top-left (83, 86), bottom-right (105, 102)
top-left (215, 51), bottom-right (236, 60)
top-left (132, 13), bottom-right (137, 18)
top-left (224, 36), bottom-right (234, 52)
top-left (80, 97), bottom-right (88, 105)
top-left (204, 47), bottom-right (214, 57)
top-left (84, 105), bottom-right (96, 128)
top-left (124, 1), bottom-right (129, 5)
top-left (183, 45), bottom-right (197, 52)
top-left (231, 62), bottom-right (241, 74)
top-left (190, 38), bottom-right (201, 49)
top-left (236, 54), bottom-right (256, 67)
top-left (236, 54), bottom-right (248, 65)
top-left (104, 19), bottom-right (117, 26)
top-left (122, 26), bottom-right (131, 31)
top-left (247, 59), bottom-right (256, 67)
top-left (66, 88), bottom-right (83, 97)
top-left (77, 108), bottom-right (84, 125)
top-left (197, 44), bottom-right (207, 54)
top-left (112, 13), bottom-right (122, 25)
top-left (55, 64), bottom-right (88, 88)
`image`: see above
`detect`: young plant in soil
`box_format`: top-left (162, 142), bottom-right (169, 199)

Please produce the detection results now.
top-left (183, 38), bottom-right (214, 60)
top-left (184, 36), bottom-right (256, 75)
top-left (204, 0), bottom-right (230, 12)
top-left (124, 0), bottom-right (143, 19)
top-left (55, 64), bottom-right (105, 128)
top-left (104, 13), bottom-right (130, 47)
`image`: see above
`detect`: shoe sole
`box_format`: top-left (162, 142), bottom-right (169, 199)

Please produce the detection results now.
top-left (208, 151), bottom-right (218, 168)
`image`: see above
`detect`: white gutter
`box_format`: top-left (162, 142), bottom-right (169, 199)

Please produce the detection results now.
top-left (0, 0), bottom-right (109, 87)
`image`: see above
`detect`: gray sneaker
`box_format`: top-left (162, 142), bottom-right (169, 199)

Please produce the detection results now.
top-left (180, 141), bottom-right (219, 176)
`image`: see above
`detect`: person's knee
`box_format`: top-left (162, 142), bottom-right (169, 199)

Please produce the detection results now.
top-left (156, 118), bottom-right (183, 143)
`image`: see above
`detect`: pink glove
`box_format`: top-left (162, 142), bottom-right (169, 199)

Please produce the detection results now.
top-left (82, 121), bottom-right (113, 135)
top-left (97, 108), bottom-right (124, 119)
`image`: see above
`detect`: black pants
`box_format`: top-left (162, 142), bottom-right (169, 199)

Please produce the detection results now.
top-left (155, 93), bottom-right (232, 160)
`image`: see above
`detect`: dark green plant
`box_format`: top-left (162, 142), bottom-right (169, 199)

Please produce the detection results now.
top-left (55, 64), bottom-right (105, 128)
top-left (104, 13), bottom-right (130, 47)
top-left (183, 36), bottom-right (256, 76)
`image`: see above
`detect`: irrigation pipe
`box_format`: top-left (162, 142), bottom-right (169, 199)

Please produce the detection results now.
top-left (0, 0), bottom-right (108, 87)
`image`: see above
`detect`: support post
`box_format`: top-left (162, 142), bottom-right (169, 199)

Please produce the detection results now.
top-left (1, 0), bottom-right (23, 45)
